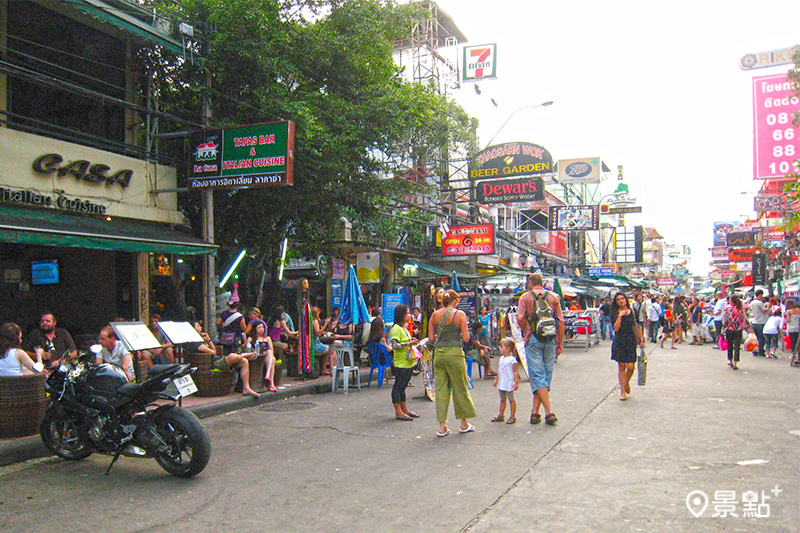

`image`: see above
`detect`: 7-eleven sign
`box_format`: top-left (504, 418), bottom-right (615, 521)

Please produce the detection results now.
top-left (463, 44), bottom-right (497, 81)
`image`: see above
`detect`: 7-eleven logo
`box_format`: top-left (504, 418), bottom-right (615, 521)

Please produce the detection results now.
top-left (464, 44), bottom-right (497, 81)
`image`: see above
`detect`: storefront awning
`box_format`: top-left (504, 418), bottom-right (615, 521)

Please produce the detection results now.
top-left (0, 206), bottom-right (217, 255)
top-left (68, 0), bottom-right (185, 55)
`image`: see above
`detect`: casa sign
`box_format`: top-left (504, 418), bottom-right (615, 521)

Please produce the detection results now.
top-left (32, 153), bottom-right (134, 187)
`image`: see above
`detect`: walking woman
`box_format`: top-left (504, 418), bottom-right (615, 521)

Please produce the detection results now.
top-left (722, 295), bottom-right (751, 370)
top-left (390, 305), bottom-right (419, 421)
top-left (428, 290), bottom-right (476, 437)
top-left (610, 292), bottom-right (644, 401)
top-left (785, 299), bottom-right (800, 361)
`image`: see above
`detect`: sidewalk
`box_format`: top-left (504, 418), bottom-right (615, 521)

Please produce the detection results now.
top-left (0, 368), bottom-right (373, 467)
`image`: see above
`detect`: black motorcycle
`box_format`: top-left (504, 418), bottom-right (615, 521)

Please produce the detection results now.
top-left (40, 350), bottom-right (211, 478)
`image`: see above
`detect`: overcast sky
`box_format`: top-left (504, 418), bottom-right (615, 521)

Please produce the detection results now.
top-left (431, 0), bottom-right (800, 276)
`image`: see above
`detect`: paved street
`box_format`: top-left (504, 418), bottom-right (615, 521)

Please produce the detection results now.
top-left (1, 340), bottom-right (798, 532)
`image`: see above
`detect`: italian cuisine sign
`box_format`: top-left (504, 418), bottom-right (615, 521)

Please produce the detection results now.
top-left (442, 224), bottom-right (495, 256)
top-left (188, 121), bottom-right (295, 190)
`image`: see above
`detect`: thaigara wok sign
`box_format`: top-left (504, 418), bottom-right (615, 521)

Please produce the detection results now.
top-left (442, 224), bottom-right (495, 256)
top-left (475, 176), bottom-right (544, 204)
top-left (188, 121), bottom-right (295, 190)
top-left (469, 142), bottom-right (553, 180)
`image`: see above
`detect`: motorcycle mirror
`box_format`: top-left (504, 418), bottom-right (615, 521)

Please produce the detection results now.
top-left (89, 344), bottom-right (102, 354)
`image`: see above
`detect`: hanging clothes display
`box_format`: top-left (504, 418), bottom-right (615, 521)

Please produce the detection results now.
top-left (299, 298), bottom-right (313, 376)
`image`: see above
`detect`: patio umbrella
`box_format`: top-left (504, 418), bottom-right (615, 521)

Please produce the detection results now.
top-left (450, 271), bottom-right (462, 292)
top-left (339, 266), bottom-right (371, 325)
top-left (552, 277), bottom-right (567, 309)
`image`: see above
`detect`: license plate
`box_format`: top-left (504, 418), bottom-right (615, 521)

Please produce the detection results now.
top-left (173, 375), bottom-right (198, 397)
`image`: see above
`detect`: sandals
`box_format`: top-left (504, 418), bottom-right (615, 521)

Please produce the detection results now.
top-left (545, 413), bottom-right (558, 425)
top-left (491, 415), bottom-right (505, 422)
top-left (459, 424), bottom-right (475, 434)
top-left (396, 415), bottom-right (413, 421)
top-left (506, 417), bottom-right (516, 424)
top-left (436, 428), bottom-right (451, 437)
top-left (405, 412), bottom-right (420, 418)
top-left (530, 413), bottom-right (541, 424)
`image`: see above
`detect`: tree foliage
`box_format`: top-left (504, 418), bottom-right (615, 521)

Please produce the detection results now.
top-left (141, 0), bottom-right (475, 308)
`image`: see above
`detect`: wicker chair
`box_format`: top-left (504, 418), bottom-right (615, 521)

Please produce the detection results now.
top-left (0, 373), bottom-right (48, 438)
top-left (184, 353), bottom-right (235, 397)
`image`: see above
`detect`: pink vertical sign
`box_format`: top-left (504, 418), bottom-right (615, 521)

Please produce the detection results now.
top-left (753, 73), bottom-right (800, 179)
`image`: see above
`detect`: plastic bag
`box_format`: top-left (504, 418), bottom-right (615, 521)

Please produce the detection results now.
top-left (744, 332), bottom-right (759, 352)
top-left (718, 335), bottom-right (728, 351)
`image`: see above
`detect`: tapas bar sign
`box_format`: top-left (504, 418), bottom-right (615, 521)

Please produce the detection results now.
top-left (442, 224), bottom-right (495, 256)
top-left (188, 121), bottom-right (295, 190)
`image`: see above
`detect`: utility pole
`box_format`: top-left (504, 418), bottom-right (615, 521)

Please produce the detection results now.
top-left (199, 8), bottom-right (216, 337)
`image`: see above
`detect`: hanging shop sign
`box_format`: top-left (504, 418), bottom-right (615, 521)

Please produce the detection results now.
top-left (752, 73), bottom-right (800, 179)
top-left (475, 176), bottom-right (544, 204)
top-left (753, 253), bottom-right (767, 284)
top-left (726, 231), bottom-right (757, 247)
top-left (728, 248), bottom-right (755, 262)
top-left (32, 153), bottom-right (133, 188)
top-left (356, 252), bottom-right (381, 284)
top-left (442, 224), bottom-right (495, 256)
top-left (548, 205), bottom-right (599, 231)
top-left (606, 205), bottom-right (642, 214)
top-left (754, 194), bottom-right (784, 211)
top-left (463, 44), bottom-right (497, 81)
top-left (557, 157), bottom-right (601, 184)
top-left (469, 143), bottom-right (552, 180)
top-left (711, 247), bottom-right (728, 259)
top-left (740, 46), bottom-right (799, 70)
top-left (188, 121), bottom-right (295, 190)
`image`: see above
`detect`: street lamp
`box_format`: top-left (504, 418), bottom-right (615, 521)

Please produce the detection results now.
top-left (483, 100), bottom-right (554, 148)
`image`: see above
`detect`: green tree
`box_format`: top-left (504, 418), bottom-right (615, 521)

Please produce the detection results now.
top-left (141, 0), bottom-right (475, 309)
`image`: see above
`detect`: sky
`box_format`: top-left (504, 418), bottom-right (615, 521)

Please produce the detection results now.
top-left (429, 0), bottom-right (800, 276)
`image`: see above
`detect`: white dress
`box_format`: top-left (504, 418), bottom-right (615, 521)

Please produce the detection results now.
top-left (497, 355), bottom-right (518, 392)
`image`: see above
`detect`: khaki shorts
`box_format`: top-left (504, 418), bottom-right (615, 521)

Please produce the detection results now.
top-left (211, 356), bottom-right (232, 371)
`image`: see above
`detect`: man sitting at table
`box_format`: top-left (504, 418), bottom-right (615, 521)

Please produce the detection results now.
top-left (22, 310), bottom-right (76, 370)
top-left (96, 326), bottom-right (134, 382)
top-left (139, 313), bottom-right (175, 368)
top-left (185, 321), bottom-right (260, 399)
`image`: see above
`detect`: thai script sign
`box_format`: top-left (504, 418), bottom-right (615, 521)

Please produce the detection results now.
top-left (548, 205), bottom-right (599, 231)
top-left (442, 224), bottom-right (495, 256)
top-left (752, 73), bottom-right (800, 179)
top-left (188, 121), bottom-right (295, 190)
top-left (557, 157), bottom-right (601, 184)
top-left (463, 44), bottom-right (497, 81)
top-left (754, 195), bottom-right (784, 211)
top-left (729, 248), bottom-right (755, 262)
top-left (475, 176), bottom-right (544, 204)
top-left (470, 142), bottom-right (553, 180)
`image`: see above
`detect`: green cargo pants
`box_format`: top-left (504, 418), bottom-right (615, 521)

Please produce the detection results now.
top-left (434, 352), bottom-right (476, 423)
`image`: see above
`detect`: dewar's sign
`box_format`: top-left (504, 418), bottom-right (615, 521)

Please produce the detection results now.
top-left (475, 176), bottom-right (544, 204)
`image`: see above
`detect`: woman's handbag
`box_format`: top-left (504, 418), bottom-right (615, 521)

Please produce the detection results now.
top-left (718, 335), bottom-right (729, 351)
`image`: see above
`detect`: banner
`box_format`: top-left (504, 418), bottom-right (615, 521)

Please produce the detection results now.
top-left (475, 176), bottom-right (544, 204)
top-left (726, 231), bottom-right (757, 247)
top-left (557, 157), bottom-right (601, 184)
top-left (463, 44), bottom-right (497, 81)
top-left (548, 205), bottom-right (599, 231)
top-left (442, 224), bottom-right (495, 256)
top-left (713, 221), bottom-right (736, 247)
top-left (752, 73), bottom-right (800, 179)
top-left (728, 248), bottom-right (755, 262)
top-left (356, 252), bottom-right (381, 284)
top-left (753, 253), bottom-right (767, 285)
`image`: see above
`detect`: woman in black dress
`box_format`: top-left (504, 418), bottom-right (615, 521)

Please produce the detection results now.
top-left (611, 292), bottom-right (645, 401)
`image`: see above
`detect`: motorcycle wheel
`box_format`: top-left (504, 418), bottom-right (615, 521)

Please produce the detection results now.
top-left (153, 407), bottom-right (211, 478)
top-left (40, 410), bottom-right (92, 460)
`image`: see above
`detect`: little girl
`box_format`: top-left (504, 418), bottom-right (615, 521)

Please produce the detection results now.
top-left (491, 337), bottom-right (520, 424)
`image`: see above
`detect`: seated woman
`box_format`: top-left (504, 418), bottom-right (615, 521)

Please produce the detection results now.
top-left (311, 307), bottom-right (332, 376)
top-left (0, 322), bottom-right (44, 376)
top-left (364, 315), bottom-right (392, 365)
top-left (249, 319), bottom-right (278, 392)
top-left (267, 306), bottom-right (296, 362)
top-left (186, 319), bottom-right (260, 399)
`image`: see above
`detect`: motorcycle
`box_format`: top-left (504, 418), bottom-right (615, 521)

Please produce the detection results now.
top-left (40, 348), bottom-right (211, 478)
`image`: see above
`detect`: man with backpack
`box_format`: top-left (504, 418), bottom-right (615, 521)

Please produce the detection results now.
top-left (517, 273), bottom-right (565, 426)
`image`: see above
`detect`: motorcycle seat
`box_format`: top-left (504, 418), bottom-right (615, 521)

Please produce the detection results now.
top-left (117, 382), bottom-right (142, 397)
top-left (149, 364), bottom-right (180, 379)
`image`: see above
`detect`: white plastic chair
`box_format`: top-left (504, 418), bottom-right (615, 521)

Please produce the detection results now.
top-left (331, 345), bottom-right (360, 394)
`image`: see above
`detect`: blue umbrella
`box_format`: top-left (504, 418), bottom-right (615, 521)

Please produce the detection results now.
top-left (450, 271), bottom-right (462, 292)
top-left (339, 266), bottom-right (371, 325)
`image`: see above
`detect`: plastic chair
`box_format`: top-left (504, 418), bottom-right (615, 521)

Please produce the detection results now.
top-left (366, 343), bottom-right (391, 389)
top-left (331, 345), bottom-right (360, 394)
top-left (465, 355), bottom-right (483, 379)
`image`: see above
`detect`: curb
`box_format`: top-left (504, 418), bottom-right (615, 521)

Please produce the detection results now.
top-left (0, 369), bottom-right (374, 467)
